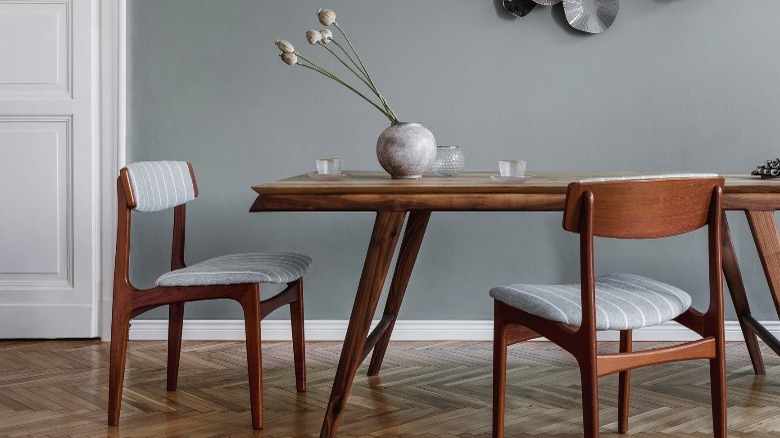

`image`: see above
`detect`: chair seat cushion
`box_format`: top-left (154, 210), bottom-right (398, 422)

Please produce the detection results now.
top-left (489, 273), bottom-right (692, 330)
top-left (156, 252), bottom-right (311, 287)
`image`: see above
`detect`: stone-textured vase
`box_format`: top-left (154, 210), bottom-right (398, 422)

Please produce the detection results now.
top-left (376, 122), bottom-right (436, 179)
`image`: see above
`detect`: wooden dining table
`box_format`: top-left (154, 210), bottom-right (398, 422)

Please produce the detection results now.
top-left (250, 171), bottom-right (780, 437)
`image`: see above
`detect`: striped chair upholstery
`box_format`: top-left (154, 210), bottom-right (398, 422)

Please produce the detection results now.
top-left (489, 273), bottom-right (692, 330)
top-left (125, 161), bottom-right (196, 212)
top-left (156, 253), bottom-right (312, 287)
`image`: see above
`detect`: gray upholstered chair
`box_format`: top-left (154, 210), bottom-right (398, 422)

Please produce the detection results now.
top-left (108, 161), bottom-right (309, 430)
top-left (491, 174), bottom-right (727, 438)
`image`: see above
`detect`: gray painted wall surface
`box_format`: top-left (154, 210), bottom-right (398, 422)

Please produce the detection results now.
top-left (129, 0), bottom-right (780, 321)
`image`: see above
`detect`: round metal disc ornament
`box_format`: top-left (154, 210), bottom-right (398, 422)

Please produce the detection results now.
top-left (502, 0), bottom-right (537, 17)
top-left (562, 0), bottom-right (619, 33)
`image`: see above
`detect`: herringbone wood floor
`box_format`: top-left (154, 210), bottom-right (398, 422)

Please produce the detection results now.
top-left (1, 340), bottom-right (779, 437)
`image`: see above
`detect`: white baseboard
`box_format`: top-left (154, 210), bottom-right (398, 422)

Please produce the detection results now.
top-left (0, 305), bottom-right (96, 339)
top-left (127, 319), bottom-right (780, 342)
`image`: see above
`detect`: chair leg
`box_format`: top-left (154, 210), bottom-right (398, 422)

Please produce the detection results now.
top-left (493, 303), bottom-right (508, 438)
top-left (240, 286), bottom-right (263, 430)
top-left (290, 279), bottom-right (306, 392)
top-left (167, 302), bottom-right (185, 391)
top-left (580, 359), bottom-right (601, 438)
top-left (107, 310), bottom-right (131, 426)
top-left (710, 346), bottom-right (727, 437)
top-left (618, 329), bottom-right (631, 434)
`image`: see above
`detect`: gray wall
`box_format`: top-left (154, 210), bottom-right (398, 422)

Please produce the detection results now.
top-left (129, 0), bottom-right (780, 321)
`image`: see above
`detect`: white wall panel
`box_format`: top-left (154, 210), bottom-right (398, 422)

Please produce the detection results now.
top-left (0, 117), bottom-right (71, 289)
top-left (0, 1), bottom-right (70, 97)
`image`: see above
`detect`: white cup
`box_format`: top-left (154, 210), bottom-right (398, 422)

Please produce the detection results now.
top-left (316, 158), bottom-right (342, 175)
top-left (499, 160), bottom-right (527, 177)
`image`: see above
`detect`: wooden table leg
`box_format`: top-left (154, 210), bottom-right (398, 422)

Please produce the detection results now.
top-left (722, 212), bottom-right (765, 375)
top-left (367, 210), bottom-right (431, 377)
top-left (742, 210), bottom-right (780, 357)
top-left (746, 211), bottom-right (780, 315)
top-left (320, 211), bottom-right (406, 438)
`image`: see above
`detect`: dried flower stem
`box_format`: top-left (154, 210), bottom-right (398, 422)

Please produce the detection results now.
top-left (330, 40), bottom-right (368, 82)
top-left (333, 22), bottom-right (398, 122)
top-left (319, 44), bottom-right (382, 101)
top-left (296, 55), bottom-right (395, 121)
top-left (329, 39), bottom-right (395, 117)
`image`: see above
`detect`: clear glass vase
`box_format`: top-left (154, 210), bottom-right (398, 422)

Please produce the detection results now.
top-left (431, 145), bottom-right (465, 177)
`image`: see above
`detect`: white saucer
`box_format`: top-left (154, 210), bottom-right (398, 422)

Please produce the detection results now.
top-left (491, 175), bottom-right (531, 183)
top-left (308, 172), bottom-right (350, 181)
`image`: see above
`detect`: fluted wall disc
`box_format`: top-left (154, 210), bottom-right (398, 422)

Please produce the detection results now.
top-left (533, 0), bottom-right (562, 5)
top-left (562, 0), bottom-right (619, 33)
top-left (502, 0), bottom-right (537, 17)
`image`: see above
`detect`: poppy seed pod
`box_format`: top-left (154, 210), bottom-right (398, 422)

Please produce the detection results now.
top-left (317, 9), bottom-right (336, 26)
top-left (280, 52), bottom-right (298, 65)
top-left (320, 29), bottom-right (333, 43)
top-left (275, 39), bottom-right (295, 53)
top-left (306, 30), bottom-right (322, 45)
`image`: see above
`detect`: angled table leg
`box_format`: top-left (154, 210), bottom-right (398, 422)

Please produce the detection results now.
top-left (742, 210), bottom-right (780, 358)
top-left (367, 210), bottom-right (432, 377)
top-left (746, 211), bottom-right (780, 316)
top-left (721, 212), bottom-right (765, 375)
top-left (320, 211), bottom-right (406, 438)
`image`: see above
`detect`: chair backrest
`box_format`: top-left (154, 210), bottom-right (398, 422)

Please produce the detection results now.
top-left (561, 174), bottom-right (724, 339)
top-left (115, 161), bottom-right (197, 292)
top-left (122, 161), bottom-right (198, 212)
top-left (562, 174), bottom-right (724, 239)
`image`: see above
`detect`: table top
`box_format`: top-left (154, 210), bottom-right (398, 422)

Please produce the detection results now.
top-left (252, 171), bottom-right (780, 195)
top-left (250, 171), bottom-right (780, 212)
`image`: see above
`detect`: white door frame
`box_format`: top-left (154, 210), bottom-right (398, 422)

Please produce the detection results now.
top-left (99, 0), bottom-right (126, 339)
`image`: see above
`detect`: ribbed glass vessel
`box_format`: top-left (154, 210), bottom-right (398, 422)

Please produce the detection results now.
top-left (431, 145), bottom-right (465, 177)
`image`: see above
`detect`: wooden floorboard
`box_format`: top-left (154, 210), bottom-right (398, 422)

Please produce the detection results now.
top-left (1, 340), bottom-right (780, 437)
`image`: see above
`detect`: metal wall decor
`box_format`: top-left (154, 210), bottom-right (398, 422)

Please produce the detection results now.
top-left (563, 0), bottom-right (619, 33)
top-left (502, 0), bottom-right (619, 34)
top-left (502, 0), bottom-right (537, 17)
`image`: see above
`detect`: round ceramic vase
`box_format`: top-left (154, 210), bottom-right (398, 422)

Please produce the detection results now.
top-left (376, 122), bottom-right (436, 179)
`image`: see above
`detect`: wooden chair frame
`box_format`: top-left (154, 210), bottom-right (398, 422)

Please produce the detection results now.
top-left (493, 178), bottom-right (727, 438)
top-left (108, 165), bottom-right (306, 430)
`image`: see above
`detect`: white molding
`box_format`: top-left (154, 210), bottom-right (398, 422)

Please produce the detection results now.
top-left (128, 319), bottom-right (780, 342)
top-left (99, 0), bottom-right (125, 340)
